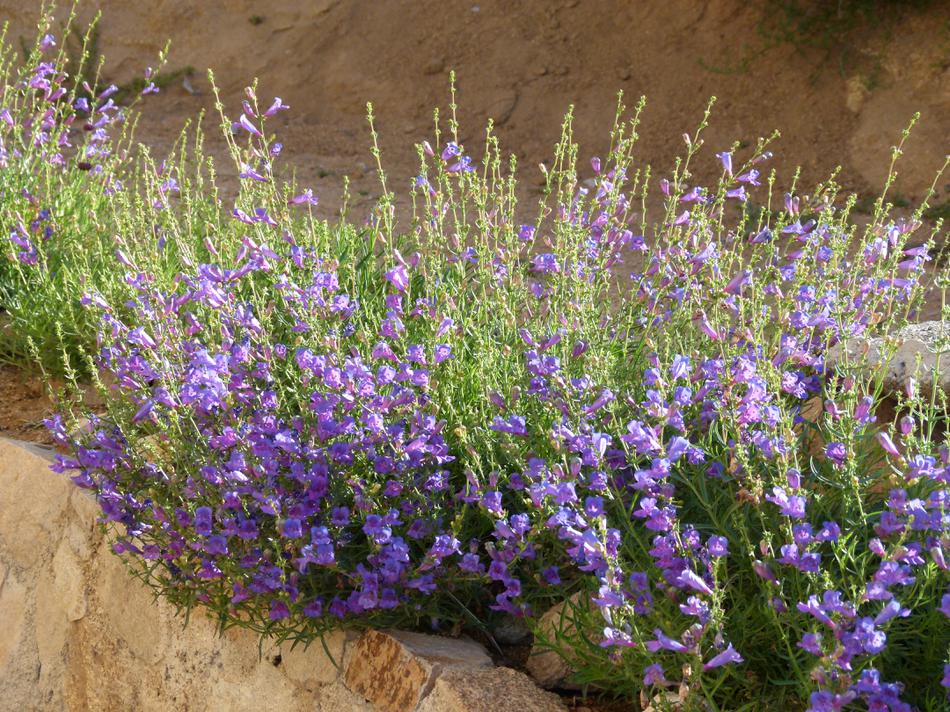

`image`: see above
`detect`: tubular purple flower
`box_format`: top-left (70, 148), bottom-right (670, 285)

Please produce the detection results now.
top-left (693, 310), bottom-right (720, 341)
top-left (716, 151), bottom-right (733, 176)
top-left (115, 249), bottom-right (135, 269)
top-left (753, 560), bottom-right (778, 584)
top-left (263, 97), bottom-right (290, 116)
top-left (784, 193), bottom-right (800, 216)
top-left (703, 644), bottom-right (744, 670)
top-left (708, 535), bottom-right (728, 557)
top-left (289, 188), bottom-right (319, 206)
top-left (643, 664), bottom-right (669, 686)
top-left (737, 169), bottom-right (760, 185)
top-left (239, 163), bottom-right (268, 182)
top-left (724, 270), bottom-right (751, 295)
top-left (238, 114), bottom-right (263, 137)
top-left (385, 265), bottom-right (409, 292)
top-left (645, 629), bottom-right (689, 653)
top-left (876, 432), bottom-right (901, 458)
top-left (825, 442), bottom-right (847, 467)
top-left (677, 568), bottom-right (714, 596)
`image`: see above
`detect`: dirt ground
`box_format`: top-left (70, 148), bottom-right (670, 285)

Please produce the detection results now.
top-left (0, 0), bottom-right (947, 444)
top-left (1, 0), bottom-right (948, 216)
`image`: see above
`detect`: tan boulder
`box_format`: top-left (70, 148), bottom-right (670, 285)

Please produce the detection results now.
top-left (417, 666), bottom-right (568, 712)
top-left (344, 629), bottom-right (493, 712)
top-left (0, 438), bottom-right (356, 711)
top-left (526, 593), bottom-right (587, 689)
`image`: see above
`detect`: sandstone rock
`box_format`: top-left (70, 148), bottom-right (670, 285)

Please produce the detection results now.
top-left (279, 629), bottom-right (351, 688)
top-left (0, 570), bottom-right (27, 670)
top-left (526, 592), bottom-right (585, 689)
top-left (0, 437), bottom-right (565, 712)
top-left (0, 439), bottom-right (68, 568)
top-left (314, 679), bottom-right (378, 712)
top-left (828, 321), bottom-right (950, 396)
top-left (344, 629), bottom-right (492, 712)
top-left (53, 538), bottom-right (87, 621)
top-left (92, 537), bottom-right (166, 664)
top-left (0, 438), bottom-right (358, 711)
top-left (417, 666), bottom-right (568, 712)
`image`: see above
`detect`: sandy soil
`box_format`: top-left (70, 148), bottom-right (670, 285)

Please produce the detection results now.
top-left (1, 0), bottom-right (947, 217)
top-left (0, 365), bottom-right (55, 444)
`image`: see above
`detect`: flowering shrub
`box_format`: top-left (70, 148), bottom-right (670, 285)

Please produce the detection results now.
top-left (0, 13), bottom-right (131, 369)
top-left (8, 11), bottom-right (950, 712)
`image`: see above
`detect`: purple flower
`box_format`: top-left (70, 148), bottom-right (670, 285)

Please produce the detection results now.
top-left (269, 600), bottom-right (290, 621)
top-left (716, 151), bottom-right (733, 176)
top-left (645, 629), bottom-right (688, 653)
top-left (766, 486), bottom-right (807, 519)
top-left (708, 535), bottom-right (729, 557)
top-left (798, 632), bottom-right (823, 656)
top-left (289, 189), bottom-right (318, 206)
top-left (263, 97), bottom-right (290, 116)
top-left (281, 518), bottom-right (303, 538)
top-left (238, 113), bottom-right (262, 137)
top-left (825, 442), bottom-right (847, 467)
top-left (703, 644), bottom-right (744, 670)
top-left (643, 663), bottom-right (669, 686)
top-left (385, 265), bottom-right (409, 292)
top-left (876, 432), bottom-right (901, 458)
top-left (490, 415), bottom-right (527, 436)
top-left (195, 506), bottom-right (213, 537)
top-left (677, 568), bottom-right (714, 596)
top-left (530, 253), bottom-right (560, 274)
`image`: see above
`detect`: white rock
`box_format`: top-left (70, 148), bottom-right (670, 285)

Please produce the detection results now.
top-left (828, 321), bottom-right (950, 396)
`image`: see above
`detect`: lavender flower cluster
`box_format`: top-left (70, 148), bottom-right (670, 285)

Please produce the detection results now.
top-left (0, 20), bottom-right (168, 371)
top-left (14, 21), bottom-right (947, 711)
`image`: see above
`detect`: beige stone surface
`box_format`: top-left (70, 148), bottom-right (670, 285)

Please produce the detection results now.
top-left (416, 667), bottom-right (568, 712)
top-left (525, 592), bottom-right (586, 689)
top-left (313, 680), bottom-right (378, 712)
top-left (828, 322), bottom-right (950, 396)
top-left (0, 438), bottom-right (352, 711)
top-left (0, 437), bottom-right (565, 712)
top-left (344, 629), bottom-right (492, 712)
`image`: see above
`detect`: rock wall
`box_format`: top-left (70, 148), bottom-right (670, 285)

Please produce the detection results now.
top-left (0, 438), bottom-right (370, 711)
top-left (0, 438), bottom-right (565, 712)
